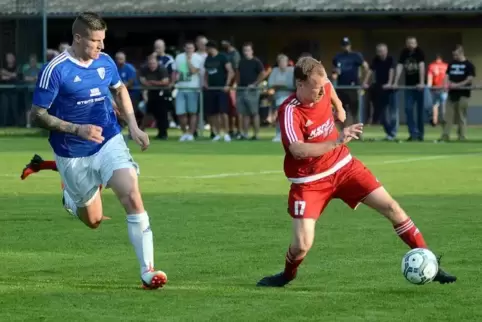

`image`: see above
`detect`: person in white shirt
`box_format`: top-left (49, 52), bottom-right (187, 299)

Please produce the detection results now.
top-left (173, 41), bottom-right (204, 141)
top-left (268, 54), bottom-right (294, 142)
top-left (195, 36), bottom-right (209, 134)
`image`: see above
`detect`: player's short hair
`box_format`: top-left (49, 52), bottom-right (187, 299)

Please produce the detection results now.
top-left (184, 40), bottom-right (195, 47)
top-left (243, 42), bottom-right (253, 49)
top-left (294, 57), bottom-right (326, 82)
top-left (72, 12), bottom-right (107, 36)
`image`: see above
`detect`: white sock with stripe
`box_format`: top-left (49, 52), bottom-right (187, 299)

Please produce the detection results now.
top-left (126, 212), bottom-right (154, 275)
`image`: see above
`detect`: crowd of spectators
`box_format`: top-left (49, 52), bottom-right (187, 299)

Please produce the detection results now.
top-left (0, 35), bottom-right (476, 142)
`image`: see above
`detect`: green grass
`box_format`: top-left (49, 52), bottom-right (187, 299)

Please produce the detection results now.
top-left (1, 126), bottom-right (482, 322)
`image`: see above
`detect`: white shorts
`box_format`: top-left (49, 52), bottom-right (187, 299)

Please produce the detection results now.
top-left (55, 133), bottom-right (139, 207)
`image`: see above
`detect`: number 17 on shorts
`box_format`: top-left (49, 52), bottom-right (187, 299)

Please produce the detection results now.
top-left (294, 200), bottom-right (306, 216)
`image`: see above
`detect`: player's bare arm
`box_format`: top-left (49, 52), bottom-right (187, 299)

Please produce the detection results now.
top-left (289, 124), bottom-right (363, 159)
top-left (330, 84), bottom-right (346, 122)
top-left (31, 105), bottom-right (80, 134)
top-left (110, 84), bottom-right (150, 150)
top-left (31, 106), bottom-right (105, 144)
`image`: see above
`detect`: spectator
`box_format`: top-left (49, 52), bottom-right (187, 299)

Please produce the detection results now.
top-left (363, 43), bottom-right (397, 141)
top-left (21, 53), bottom-right (42, 128)
top-left (332, 37), bottom-right (368, 125)
top-left (221, 40), bottom-right (241, 137)
top-left (46, 49), bottom-right (59, 62)
top-left (268, 54), bottom-right (294, 142)
top-left (115, 51), bottom-right (141, 125)
top-left (0, 52), bottom-right (18, 126)
top-left (236, 42), bottom-right (265, 140)
top-left (204, 40), bottom-right (235, 142)
top-left (58, 42), bottom-right (70, 53)
top-left (393, 36), bottom-right (426, 141)
top-left (139, 54), bottom-right (171, 140)
top-left (441, 45), bottom-right (475, 141)
top-left (196, 35), bottom-right (208, 59)
top-left (195, 35), bottom-right (208, 136)
top-left (221, 40), bottom-right (241, 70)
top-left (174, 41), bottom-right (204, 141)
top-left (153, 39), bottom-right (177, 127)
top-left (153, 39), bottom-right (175, 74)
top-left (427, 54), bottom-right (448, 126)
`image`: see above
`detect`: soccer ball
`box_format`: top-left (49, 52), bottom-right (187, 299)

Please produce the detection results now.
top-left (401, 248), bottom-right (439, 285)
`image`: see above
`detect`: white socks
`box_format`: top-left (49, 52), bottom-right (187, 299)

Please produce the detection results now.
top-left (126, 212), bottom-right (154, 275)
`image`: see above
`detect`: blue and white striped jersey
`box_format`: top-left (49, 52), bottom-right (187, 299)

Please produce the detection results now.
top-left (33, 51), bottom-right (122, 158)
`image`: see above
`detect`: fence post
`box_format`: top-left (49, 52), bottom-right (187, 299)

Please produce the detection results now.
top-left (41, 0), bottom-right (48, 63)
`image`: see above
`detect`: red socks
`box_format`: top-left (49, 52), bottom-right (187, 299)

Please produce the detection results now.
top-left (394, 217), bottom-right (427, 249)
top-left (283, 248), bottom-right (305, 280)
top-left (40, 160), bottom-right (58, 171)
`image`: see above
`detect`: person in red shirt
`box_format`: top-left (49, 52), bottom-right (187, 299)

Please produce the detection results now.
top-left (257, 57), bottom-right (456, 287)
top-left (427, 54), bottom-right (448, 125)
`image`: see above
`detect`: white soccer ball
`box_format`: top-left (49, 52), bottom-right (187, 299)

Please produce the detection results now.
top-left (401, 248), bottom-right (439, 285)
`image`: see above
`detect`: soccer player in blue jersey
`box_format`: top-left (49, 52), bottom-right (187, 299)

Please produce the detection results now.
top-left (30, 12), bottom-right (167, 290)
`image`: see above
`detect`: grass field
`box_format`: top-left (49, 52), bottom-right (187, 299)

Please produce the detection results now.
top-left (1, 126), bottom-right (482, 322)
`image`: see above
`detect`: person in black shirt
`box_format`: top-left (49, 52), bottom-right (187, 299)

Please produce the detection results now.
top-left (332, 37), bottom-right (368, 125)
top-left (204, 41), bottom-right (235, 142)
top-left (139, 55), bottom-right (170, 139)
top-left (393, 37), bottom-right (426, 141)
top-left (363, 43), bottom-right (397, 140)
top-left (236, 42), bottom-right (265, 140)
top-left (441, 45), bottom-right (475, 141)
top-left (0, 52), bottom-right (19, 126)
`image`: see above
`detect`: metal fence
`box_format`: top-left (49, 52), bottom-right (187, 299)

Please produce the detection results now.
top-left (0, 84), bottom-right (479, 131)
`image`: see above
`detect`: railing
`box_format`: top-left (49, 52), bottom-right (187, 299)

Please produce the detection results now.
top-left (0, 84), bottom-right (479, 131)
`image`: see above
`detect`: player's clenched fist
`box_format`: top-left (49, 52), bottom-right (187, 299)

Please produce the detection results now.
top-left (76, 124), bottom-right (104, 144)
top-left (338, 123), bottom-right (363, 144)
top-left (130, 127), bottom-right (150, 151)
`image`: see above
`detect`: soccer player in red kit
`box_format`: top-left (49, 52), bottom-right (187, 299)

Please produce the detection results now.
top-left (256, 57), bottom-right (456, 287)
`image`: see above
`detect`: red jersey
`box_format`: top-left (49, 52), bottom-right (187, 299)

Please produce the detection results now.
top-left (278, 82), bottom-right (351, 184)
top-left (428, 60), bottom-right (448, 87)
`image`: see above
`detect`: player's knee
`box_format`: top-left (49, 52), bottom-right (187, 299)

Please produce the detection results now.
top-left (86, 218), bottom-right (102, 229)
top-left (382, 199), bottom-right (406, 223)
top-left (118, 189), bottom-right (144, 214)
top-left (291, 237), bottom-right (313, 256)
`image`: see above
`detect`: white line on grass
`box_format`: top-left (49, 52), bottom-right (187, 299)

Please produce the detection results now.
top-left (147, 153), bottom-right (481, 179)
top-left (1, 153), bottom-right (479, 180)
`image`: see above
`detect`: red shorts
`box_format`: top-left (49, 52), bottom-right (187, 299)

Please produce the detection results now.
top-left (287, 158), bottom-right (381, 219)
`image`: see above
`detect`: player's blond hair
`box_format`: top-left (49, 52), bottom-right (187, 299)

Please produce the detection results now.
top-left (72, 12), bottom-right (107, 36)
top-left (294, 57), bottom-right (326, 82)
